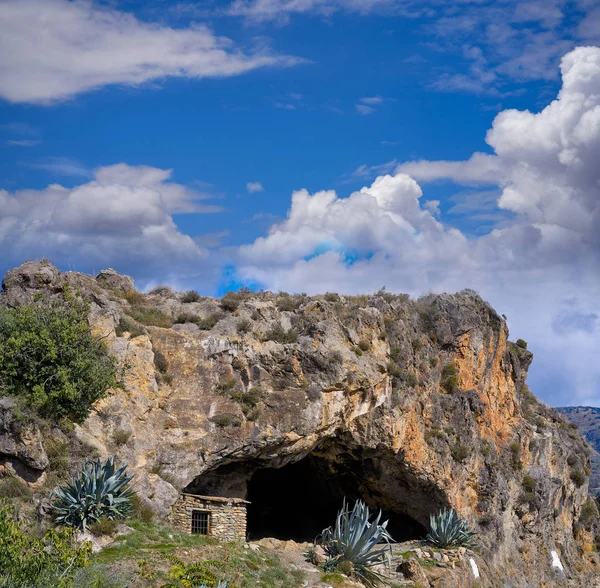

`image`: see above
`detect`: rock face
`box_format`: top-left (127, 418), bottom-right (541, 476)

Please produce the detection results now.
top-left (0, 261), bottom-right (597, 586)
top-left (95, 268), bottom-right (135, 293)
top-left (0, 398), bottom-right (48, 476)
top-left (558, 406), bottom-right (600, 496)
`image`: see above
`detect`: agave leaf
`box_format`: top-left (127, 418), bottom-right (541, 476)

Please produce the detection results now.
top-left (51, 456), bottom-right (135, 530)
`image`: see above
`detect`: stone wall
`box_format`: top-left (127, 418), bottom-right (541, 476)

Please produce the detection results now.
top-left (168, 493), bottom-right (248, 542)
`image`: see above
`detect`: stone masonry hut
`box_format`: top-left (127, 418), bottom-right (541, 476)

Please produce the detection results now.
top-left (168, 493), bottom-right (248, 541)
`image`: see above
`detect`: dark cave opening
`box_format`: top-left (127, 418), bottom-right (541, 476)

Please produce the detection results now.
top-left (245, 455), bottom-right (427, 542)
top-left (184, 451), bottom-right (429, 543)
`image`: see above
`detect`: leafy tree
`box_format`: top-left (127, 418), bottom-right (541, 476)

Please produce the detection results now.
top-left (0, 504), bottom-right (91, 587)
top-left (0, 299), bottom-right (119, 423)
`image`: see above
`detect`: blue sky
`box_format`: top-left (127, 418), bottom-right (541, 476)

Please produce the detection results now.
top-left (1, 0), bottom-right (600, 407)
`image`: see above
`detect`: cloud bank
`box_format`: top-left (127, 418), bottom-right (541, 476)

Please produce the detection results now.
top-left (235, 46), bottom-right (600, 406)
top-left (0, 164), bottom-right (216, 280)
top-left (227, 0), bottom-right (600, 94)
top-left (0, 0), bottom-right (300, 104)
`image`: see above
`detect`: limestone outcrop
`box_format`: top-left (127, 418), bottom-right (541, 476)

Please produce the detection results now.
top-left (0, 261), bottom-right (597, 586)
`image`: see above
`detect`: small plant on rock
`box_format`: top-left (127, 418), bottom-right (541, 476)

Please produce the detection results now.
top-left (441, 363), bottom-right (460, 393)
top-left (181, 290), bottom-right (201, 303)
top-left (425, 508), bottom-right (476, 549)
top-left (161, 554), bottom-right (228, 588)
top-left (266, 324), bottom-right (298, 344)
top-left (319, 499), bottom-right (393, 587)
top-left (52, 457), bottom-right (135, 531)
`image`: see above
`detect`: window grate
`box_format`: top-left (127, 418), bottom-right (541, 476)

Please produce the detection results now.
top-left (191, 510), bottom-right (210, 535)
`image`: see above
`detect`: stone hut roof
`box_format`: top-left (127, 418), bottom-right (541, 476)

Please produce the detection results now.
top-left (180, 492), bottom-right (250, 505)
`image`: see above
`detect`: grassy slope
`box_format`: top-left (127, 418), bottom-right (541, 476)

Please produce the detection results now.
top-left (90, 521), bottom-right (306, 587)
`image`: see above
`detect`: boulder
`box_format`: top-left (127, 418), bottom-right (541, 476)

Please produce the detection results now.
top-left (0, 397), bottom-right (48, 471)
top-left (95, 268), bottom-right (134, 293)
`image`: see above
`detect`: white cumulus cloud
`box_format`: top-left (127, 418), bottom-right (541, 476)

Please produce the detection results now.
top-left (235, 46), bottom-right (600, 406)
top-left (0, 164), bottom-right (219, 280)
top-left (0, 0), bottom-right (301, 104)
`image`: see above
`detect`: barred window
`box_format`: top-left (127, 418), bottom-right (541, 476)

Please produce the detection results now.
top-left (191, 510), bottom-right (210, 535)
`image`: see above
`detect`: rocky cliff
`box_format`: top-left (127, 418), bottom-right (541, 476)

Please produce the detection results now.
top-left (557, 407), bottom-right (600, 496)
top-left (1, 261), bottom-right (597, 586)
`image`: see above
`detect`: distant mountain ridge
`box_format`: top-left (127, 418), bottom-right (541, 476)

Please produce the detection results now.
top-left (556, 406), bottom-right (600, 495)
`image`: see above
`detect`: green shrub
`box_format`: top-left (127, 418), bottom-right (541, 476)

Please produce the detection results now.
top-left (162, 555), bottom-right (227, 588)
top-left (209, 414), bottom-right (242, 427)
top-left (127, 305), bottom-right (173, 328)
top-left (0, 477), bottom-right (32, 501)
top-left (214, 377), bottom-right (238, 395)
top-left (425, 508), bottom-right (476, 548)
top-left (518, 492), bottom-right (537, 506)
top-left (266, 324), bottom-right (298, 344)
top-left (451, 442), bottom-right (469, 463)
top-left (72, 564), bottom-right (129, 588)
top-left (157, 373), bottom-right (174, 385)
top-left (324, 292), bottom-right (339, 303)
top-left (46, 438), bottom-right (70, 477)
top-left (0, 300), bottom-right (119, 423)
top-left (115, 316), bottom-right (145, 338)
top-left (220, 288), bottom-right (252, 312)
top-left (130, 495), bottom-right (154, 523)
top-left (149, 285), bottom-right (172, 296)
top-left (412, 339), bottom-right (424, 353)
top-left (320, 499), bottom-right (393, 587)
top-left (510, 442), bottom-right (523, 471)
top-left (153, 350), bottom-right (169, 373)
top-left (121, 290), bottom-right (146, 305)
top-left (276, 295), bottom-right (299, 312)
top-left (580, 500), bottom-right (599, 529)
top-left (231, 387), bottom-right (263, 421)
top-left (174, 312), bottom-right (196, 324)
top-left (0, 504), bottom-right (91, 587)
top-left (52, 457), bottom-right (135, 531)
top-left (386, 361), bottom-right (403, 379)
top-left (357, 339), bottom-right (370, 352)
top-left (175, 312), bottom-right (223, 330)
top-left (237, 318), bottom-right (252, 334)
top-left (88, 518), bottom-right (119, 537)
top-left (112, 429), bottom-right (131, 446)
top-left (522, 473), bottom-right (536, 493)
top-left (571, 469), bottom-right (586, 487)
top-left (441, 364), bottom-right (460, 393)
top-left (417, 301), bottom-right (442, 337)
top-left (181, 290), bottom-right (201, 303)
top-left (516, 339), bottom-right (528, 349)
top-left (389, 347), bottom-right (402, 362)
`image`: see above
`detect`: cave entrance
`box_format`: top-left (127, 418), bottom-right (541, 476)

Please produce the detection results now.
top-left (245, 455), bottom-right (426, 542)
top-left (184, 448), bottom-right (433, 543)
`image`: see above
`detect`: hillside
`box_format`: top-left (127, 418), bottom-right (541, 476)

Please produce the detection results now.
top-left (1, 260), bottom-right (598, 587)
top-left (557, 407), bottom-right (600, 495)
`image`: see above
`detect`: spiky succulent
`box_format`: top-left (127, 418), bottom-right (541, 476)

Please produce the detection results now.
top-left (319, 499), bottom-right (393, 587)
top-left (425, 508), bottom-right (476, 548)
top-left (51, 457), bottom-right (135, 531)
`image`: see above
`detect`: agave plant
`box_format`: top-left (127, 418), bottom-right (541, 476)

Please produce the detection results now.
top-left (319, 499), bottom-right (393, 587)
top-left (51, 457), bottom-right (135, 531)
top-left (425, 508), bottom-right (476, 548)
